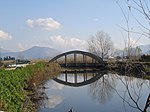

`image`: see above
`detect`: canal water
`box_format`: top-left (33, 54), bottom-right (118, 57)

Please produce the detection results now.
top-left (38, 70), bottom-right (150, 112)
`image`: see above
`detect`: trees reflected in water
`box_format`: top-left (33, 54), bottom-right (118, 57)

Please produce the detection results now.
top-left (88, 73), bottom-right (116, 104)
top-left (114, 75), bottom-right (150, 112)
top-left (88, 73), bottom-right (150, 111)
top-left (53, 70), bottom-right (150, 112)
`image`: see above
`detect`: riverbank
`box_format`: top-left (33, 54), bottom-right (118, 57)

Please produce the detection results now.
top-left (0, 62), bottom-right (61, 112)
top-left (107, 61), bottom-right (150, 73)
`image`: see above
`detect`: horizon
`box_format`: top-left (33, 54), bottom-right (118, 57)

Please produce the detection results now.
top-left (0, 1), bottom-right (150, 52)
top-left (1, 44), bottom-right (150, 53)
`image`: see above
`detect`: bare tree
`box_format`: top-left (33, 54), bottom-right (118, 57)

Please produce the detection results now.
top-left (117, 0), bottom-right (150, 38)
top-left (88, 73), bottom-right (116, 104)
top-left (116, 0), bottom-right (150, 75)
top-left (127, 0), bottom-right (150, 38)
top-left (87, 31), bottom-right (114, 61)
top-left (117, 0), bottom-right (150, 59)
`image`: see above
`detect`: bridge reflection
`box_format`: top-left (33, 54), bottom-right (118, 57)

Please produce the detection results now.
top-left (53, 69), bottom-right (107, 87)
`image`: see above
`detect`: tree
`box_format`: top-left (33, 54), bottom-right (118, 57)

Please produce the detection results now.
top-left (117, 0), bottom-right (150, 59)
top-left (88, 73), bottom-right (116, 104)
top-left (127, 0), bottom-right (150, 38)
top-left (87, 31), bottom-right (114, 61)
top-left (117, 0), bottom-right (150, 38)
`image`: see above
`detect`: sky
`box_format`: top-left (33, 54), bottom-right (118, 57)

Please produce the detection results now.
top-left (0, 0), bottom-right (149, 52)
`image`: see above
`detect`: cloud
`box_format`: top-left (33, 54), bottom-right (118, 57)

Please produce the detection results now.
top-left (46, 95), bottom-right (63, 108)
top-left (50, 35), bottom-right (87, 51)
top-left (0, 30), bottom-right (12, 40)
top-left (26, 18), bottom-right (61, 31)
top-left (33, 35), bottom-right (87, 51)
top-left (51, 82), bottom-right (64, 90)
top-left (16, 43), bottom-right (30, 51)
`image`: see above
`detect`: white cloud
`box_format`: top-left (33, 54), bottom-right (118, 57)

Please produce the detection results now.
top-left (16, 43), bottom-right (31, 51)
top-left (51, 82), bottom-right (64, 90)
top-left (51, 35), bottom-right (66, 44)
top-left (26, 18), bottom-right (61, 31)
top-left (0, 30), bottom-right (12, 40)
top-left (50, 35), bottom-right (87, 51)
top-left (32, 35), bottom-right (87, 51)
top-left (46, 95), bottom-right (63, 108)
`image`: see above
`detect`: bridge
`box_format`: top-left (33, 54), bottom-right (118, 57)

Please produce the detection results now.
top-left (50, 50), bottom-right (105, 68)
top-left (53, 70), bottom-right (107, 87)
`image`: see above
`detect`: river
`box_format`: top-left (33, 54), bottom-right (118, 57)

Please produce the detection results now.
top-left (38, 69), bottom-right (150, 112)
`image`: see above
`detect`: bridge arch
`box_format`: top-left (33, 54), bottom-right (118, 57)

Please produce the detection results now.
top-left (50, 50), bottom-right (104, 68)
top-left (53, 70), bottom-right (106, 87)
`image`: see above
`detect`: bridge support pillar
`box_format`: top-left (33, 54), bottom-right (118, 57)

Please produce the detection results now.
top-left (95, 60), bottom-right (97, 66)
top-left (84, 74), bottom-right (85, 81)
top-left (65, 54), bottom-right (67, 66)
top-left (83, 54), bottom-right (85, 62)
top-left (74, 53), bottom-right (77, 67)
top-left (74, 72), bottom-right (77, 83)
top-left (92, 58), bottom-right (94, 63)
top-left (85, 56), bottom-right (87, 67)
top-left (65, 72), bottom-right (67, 82)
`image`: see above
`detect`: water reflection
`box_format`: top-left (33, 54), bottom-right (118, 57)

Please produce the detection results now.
top-left (50, 81), bottom-right (64, 90)
top-left (45, 95), bottom-right (63, 108)
top-left (113, 75), bottom-right (150, 112)
top-left (88, 73), bottom-right (116, 104)
top-left (54, 69), bottom-right (106, 87)
top-left (39, 69), bottom-right (150, 112)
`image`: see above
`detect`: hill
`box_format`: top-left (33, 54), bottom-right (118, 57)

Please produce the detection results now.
top-left (1, 46), bottom-right (61, 59)
top-left (138, 44), bottom-right (150, 54)
top-left (114, 44), bottom-right (150, 57)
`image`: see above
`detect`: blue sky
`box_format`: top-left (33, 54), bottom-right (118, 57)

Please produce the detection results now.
top-left (0, 0), bottom-right (149, 52)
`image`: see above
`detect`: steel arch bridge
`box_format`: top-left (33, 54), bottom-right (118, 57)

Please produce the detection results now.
top-left (53, 70), bottom-right (106, 87)
top-left (50, 50), bottom-right (105, 68)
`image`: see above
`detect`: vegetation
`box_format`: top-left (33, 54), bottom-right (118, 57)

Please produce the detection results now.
top-left (3, 56), bottom-right (15, 61)
top-left (0, 62), bottom-right (61, 112)
top-left (87, 31), bottom-right (114, 61)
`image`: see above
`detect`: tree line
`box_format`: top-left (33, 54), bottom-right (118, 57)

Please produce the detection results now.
top-left (0, 56), bottom-right (15, 61)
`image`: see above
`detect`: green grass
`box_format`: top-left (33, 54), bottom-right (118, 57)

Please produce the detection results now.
top-left (0, 62), bottom-right (60, 112)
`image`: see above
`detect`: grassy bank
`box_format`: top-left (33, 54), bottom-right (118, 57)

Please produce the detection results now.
top-left (0, 62), bottom-right (61, 112)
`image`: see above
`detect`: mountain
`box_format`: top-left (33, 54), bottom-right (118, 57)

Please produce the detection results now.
top-left (114, 44), bottom-right (150, 57)
top-left (138, 44), bottom-right (150, 54)
top-left (1, 46), bottom-right (61, 59)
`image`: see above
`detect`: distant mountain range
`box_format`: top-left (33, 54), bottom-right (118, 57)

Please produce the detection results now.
top-left (0, 44), bottom-right (149, 59)
top-left (1, 46), bottom-right (61, 59)
top-left (138, 44), bottom-right (150, 54)
top-left (114, 44), bottom-right (150, 56)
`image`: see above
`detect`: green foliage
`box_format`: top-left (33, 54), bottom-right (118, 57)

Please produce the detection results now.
top-left (0, 62), bottom-right (47, 112)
